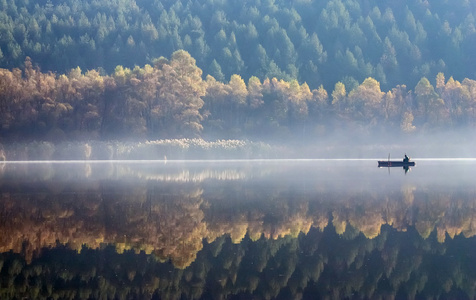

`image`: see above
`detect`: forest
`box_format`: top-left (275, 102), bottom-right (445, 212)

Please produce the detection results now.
top-left (0, 52), bottom-right (475, 145)
top-left (0, 0), bottom-right (476, 144)
top-left (0, 0), bottom-right (475, 90)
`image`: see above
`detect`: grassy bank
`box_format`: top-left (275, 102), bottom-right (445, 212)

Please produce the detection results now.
top-left (0, 139), bottom-right (277, 161)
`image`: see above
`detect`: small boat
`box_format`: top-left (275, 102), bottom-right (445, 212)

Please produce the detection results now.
top-left (378, 160), bottom-right (415, 167)
top-left (378, 154), bottom-right (415, 168)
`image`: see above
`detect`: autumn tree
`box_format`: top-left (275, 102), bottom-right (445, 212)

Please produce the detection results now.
top-left (347, 77), bottom-right (384, 125)
top-left (0, 67), bottom-right (26, 137)
top-left (308, 85), bottom-right (329, 134)
top-left (331, 81), bottom-right (346, 112)
top-left (383, 84), bottom-right (409, 127)
top-left (225, 74), bottom-right (248, 135)
top-left (414, 77), bottom-right (447, 127)
top-left (158, 50), bottom-right (206, 137)
top-left (439, 76), bottom-right (472, 126)
top-left (107, 65), bottom-right (147, 138)
top-left (202, 74), bottom-right (229, 136)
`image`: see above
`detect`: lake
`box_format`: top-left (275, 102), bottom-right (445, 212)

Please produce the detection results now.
top-left (1, 159), bottom-right (476, 299)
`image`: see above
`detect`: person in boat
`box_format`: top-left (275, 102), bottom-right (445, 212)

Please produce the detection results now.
top-left (403, 154), bottom-right (409, 163)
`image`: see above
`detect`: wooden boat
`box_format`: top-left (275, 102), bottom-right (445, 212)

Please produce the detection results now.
top-left (378, 160), bottom-right (415, 167)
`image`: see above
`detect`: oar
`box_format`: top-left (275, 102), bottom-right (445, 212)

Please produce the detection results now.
top-left (388, 153), bottom-right (391, 174)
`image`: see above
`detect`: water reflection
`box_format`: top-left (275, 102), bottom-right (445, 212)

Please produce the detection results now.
top-left (1, 160), bottom-right (476, 299)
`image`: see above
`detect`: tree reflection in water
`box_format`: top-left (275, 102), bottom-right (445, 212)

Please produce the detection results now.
top-left (1, 161), bottom-right (476, 299)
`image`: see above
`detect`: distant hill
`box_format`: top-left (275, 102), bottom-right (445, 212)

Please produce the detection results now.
top-left (0, 0), bottom-right (475, 91)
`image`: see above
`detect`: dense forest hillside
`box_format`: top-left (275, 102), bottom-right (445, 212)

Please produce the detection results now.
top-left (0, 0), bottom-right (476, 144)
top-left (0, 0), bottom-right (475, 91)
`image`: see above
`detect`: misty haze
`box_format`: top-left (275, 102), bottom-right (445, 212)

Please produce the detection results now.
top-left (1, 0), bottom-right (476, 299)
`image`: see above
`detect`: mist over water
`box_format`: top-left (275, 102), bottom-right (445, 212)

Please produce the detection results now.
top-left (1, 130), bottom-right (475, 161)
top-left (1, 158), bottom-right (474, 188)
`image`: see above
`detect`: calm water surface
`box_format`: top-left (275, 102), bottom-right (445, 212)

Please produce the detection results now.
top-left (1, 159), bottom-right (476, 299)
